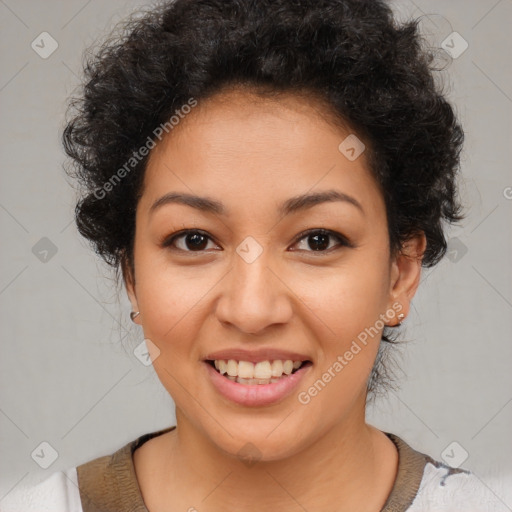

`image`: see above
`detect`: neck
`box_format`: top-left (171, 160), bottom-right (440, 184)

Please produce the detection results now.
top-left (151, 406), bottom-right (398, 512)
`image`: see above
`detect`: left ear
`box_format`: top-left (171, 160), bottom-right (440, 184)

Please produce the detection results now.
top-left (386, 232), bottom-right (427, 325)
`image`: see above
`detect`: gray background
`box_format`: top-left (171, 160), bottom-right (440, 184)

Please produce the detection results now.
top-left (1, 0), bottom-right (511, 505)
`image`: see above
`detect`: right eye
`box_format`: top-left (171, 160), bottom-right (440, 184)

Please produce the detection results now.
top-left (162, 229), bottom-right (221, 253)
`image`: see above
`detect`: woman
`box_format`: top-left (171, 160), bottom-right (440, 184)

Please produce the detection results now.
top-left (1, 0), bottom-right (502, 510)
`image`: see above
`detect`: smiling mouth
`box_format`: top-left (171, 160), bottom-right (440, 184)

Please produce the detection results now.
top-left (205, 359), bottom-right (313, 385)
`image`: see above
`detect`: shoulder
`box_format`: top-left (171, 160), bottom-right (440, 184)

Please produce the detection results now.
top-left (0, 468), bottom-right (82, 512)
top-left (76, 426), bottom-right (176, 511)
top-left (408, 456), bottom-right (511, 512)
top-left (385, 432), bottom-right (511, 512)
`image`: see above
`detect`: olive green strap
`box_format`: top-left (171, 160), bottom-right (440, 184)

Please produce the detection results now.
top-left (381, 433), bottom-right (428, 511)
top-left (77, 427), bottom-right (175, 512)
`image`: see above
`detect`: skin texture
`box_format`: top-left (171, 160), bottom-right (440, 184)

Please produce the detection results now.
top-left (126, 87), bottom-right (426, 512)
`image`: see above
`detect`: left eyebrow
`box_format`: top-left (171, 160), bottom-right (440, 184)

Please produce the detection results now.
top-left (278, 190), bottom-right (365, 216)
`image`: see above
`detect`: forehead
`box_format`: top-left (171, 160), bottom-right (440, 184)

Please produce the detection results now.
top-left (151, 86), bottom-right (355, 155)
top-left (141, 88), bottom-right (384, 219)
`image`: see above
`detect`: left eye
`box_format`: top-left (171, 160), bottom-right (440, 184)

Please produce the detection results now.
top-left (291, 229), bottom-right (349, 252)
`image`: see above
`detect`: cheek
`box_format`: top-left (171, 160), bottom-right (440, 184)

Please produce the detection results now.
top-left (286, 253), bottom-right (391, 401)
top-left (290, 254), bottom-right (391, 340)
top-left (133, 263), bottom-right (211, 405)
top-left (290, 266), bottom-right (390, 423)
top-left (132, 239), bottom-right (193, 342)
top-left (135, 264), bottom-right (209, 348)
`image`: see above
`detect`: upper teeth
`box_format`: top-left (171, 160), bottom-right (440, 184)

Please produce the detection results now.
top-left (214, 359), bottom-right (302, 379)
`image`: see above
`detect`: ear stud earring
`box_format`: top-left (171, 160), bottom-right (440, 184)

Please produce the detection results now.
top-left (395, 313), bottom-right (405, 327)
top-left (130, 311), bottom-right (140, 322)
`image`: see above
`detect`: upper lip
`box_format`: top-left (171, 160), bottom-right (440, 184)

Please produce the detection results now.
top-left (204, 348), bottom-right (312, 363)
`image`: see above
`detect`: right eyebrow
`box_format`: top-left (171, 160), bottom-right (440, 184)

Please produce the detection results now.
top-left (149, 192), bottom-right (226, 216)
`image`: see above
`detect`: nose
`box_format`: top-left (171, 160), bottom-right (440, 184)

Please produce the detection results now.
top-left (214, 248), bottom-right (293, 335)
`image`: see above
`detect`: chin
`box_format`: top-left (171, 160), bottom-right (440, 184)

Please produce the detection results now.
top-left (202, 417), bottom-right (310, 464)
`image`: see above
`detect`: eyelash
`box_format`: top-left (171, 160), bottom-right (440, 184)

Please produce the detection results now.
top-left (161, 228), bottom-right (352, 255)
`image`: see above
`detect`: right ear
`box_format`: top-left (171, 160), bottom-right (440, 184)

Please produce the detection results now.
top-left (122, 254), bottom-right (141, 325)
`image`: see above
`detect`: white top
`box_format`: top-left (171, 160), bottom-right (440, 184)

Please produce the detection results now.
top-left (0, 468), bottom-right (82, 512)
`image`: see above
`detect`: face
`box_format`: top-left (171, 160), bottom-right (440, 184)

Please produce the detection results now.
top-left (126, 87), bottom-right (423, 461)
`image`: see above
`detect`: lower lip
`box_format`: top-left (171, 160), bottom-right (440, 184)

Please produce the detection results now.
top-left (204, 361), bottom-right (312, 407)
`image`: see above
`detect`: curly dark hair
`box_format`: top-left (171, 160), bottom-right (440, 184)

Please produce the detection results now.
top-left (63, 0), bottom-right (465, 396)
